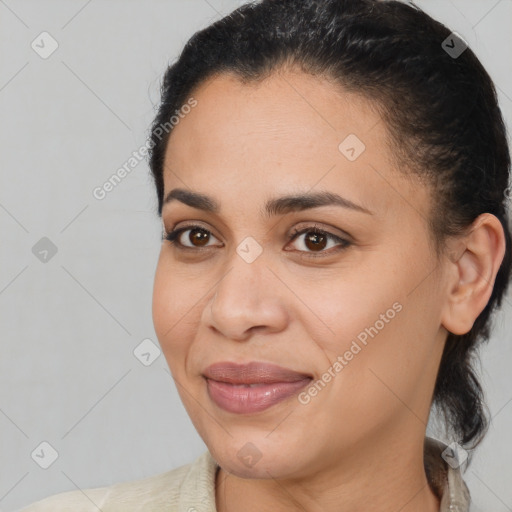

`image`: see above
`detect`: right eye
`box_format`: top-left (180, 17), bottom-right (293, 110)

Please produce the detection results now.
top-left (164, 225), bottom-right (222, 250)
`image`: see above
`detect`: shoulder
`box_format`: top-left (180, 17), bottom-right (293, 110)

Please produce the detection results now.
top-left (16, 451), bottom-right (218, 512)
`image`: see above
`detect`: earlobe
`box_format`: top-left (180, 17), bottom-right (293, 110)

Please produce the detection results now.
top-left (440, 213), bottom-right (506, 336)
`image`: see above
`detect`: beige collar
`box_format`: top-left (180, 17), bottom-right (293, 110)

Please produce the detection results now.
top-left (424, 436), bottom-right (471, 511)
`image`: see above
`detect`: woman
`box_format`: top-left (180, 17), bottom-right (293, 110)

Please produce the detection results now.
top-left (19, 0), bottom-right (511, 510)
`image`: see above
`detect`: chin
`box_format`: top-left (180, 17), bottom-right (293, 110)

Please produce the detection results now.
top-left (211, 441), bottom-right (307, 480)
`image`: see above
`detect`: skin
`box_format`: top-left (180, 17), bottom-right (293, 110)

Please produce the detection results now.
top-left (152, 68), bottom-right (506, 512)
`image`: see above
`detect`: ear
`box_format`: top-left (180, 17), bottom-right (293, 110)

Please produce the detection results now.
top-left (440, 213), bottom-right (506, 336)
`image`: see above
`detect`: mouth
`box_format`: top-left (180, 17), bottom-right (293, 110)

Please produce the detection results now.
top-left (202, 360), bottom-right (313, 384)
top-left (202, 361), bottom-right (313, 414)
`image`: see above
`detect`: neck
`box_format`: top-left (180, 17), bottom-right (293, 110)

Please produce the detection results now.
top-left (215, 431), bottom-right (440, 512)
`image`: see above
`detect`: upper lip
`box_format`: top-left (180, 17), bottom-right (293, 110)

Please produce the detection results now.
top-left (203, 361), bottom-right (313, 384)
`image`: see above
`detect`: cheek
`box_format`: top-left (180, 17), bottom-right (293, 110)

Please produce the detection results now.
top-left (152, 255), bottom-right (199, 365)
top-left (314, 267), bottom-right (440, 424)
top-left (299, 264), bottom-right (403, 360)
top-left (152, 257), bottom-right (173, 340)
top-left (303, 302), bottom-right (430, 442)
top-left (306, 246), bottom-right (434, 371)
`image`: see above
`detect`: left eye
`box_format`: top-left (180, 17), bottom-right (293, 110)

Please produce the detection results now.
top-left (287, 226), bottom-right (351, 255)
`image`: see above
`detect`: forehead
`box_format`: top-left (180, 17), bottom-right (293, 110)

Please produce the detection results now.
top-left (162, 70), bottom-right (425, 220)
top-left (166, 70), bottom-right (385, 163)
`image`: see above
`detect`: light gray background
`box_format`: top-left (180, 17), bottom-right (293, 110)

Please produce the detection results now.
top-left (0, 1), bottom-right (511, 510)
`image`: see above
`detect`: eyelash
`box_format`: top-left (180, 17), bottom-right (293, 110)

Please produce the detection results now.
top-left (164, 224), bottom-right (351, 258)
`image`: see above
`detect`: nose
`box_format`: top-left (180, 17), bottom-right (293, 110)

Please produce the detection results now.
top-left (201, 251), bottom-right (289, 341)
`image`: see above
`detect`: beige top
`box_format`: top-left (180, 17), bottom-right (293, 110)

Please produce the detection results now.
top-left (18, 437), bottom-right (470, 511)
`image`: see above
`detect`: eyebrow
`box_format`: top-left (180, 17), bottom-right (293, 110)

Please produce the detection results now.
top-left (163, 188), bottom-right (374, 217)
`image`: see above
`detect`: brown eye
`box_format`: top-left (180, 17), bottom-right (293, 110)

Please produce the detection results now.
top-left (165, 226), bottom-right (220, 248)
top-left (288, 226), bottom-right (351, 256)
top-left (303, 231), bottom-right (328, 251)
top-left (187, 228), bottom-right (210, 247)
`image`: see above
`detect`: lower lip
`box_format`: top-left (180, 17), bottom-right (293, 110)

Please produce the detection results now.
top-left (205, 377), bottom-right (312, 414)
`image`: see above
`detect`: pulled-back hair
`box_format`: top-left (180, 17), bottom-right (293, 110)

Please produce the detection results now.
top-left (147, 0), bottom-right (512, 450)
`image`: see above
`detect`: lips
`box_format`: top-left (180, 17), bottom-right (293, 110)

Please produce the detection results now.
top-left (202, 361), bottom-right (312, 384)
top-left (203, 361), bottom-right (313, 414)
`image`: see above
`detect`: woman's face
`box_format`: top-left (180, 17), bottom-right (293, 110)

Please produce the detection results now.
top-left (152, 69), bottom-right (450, 479)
